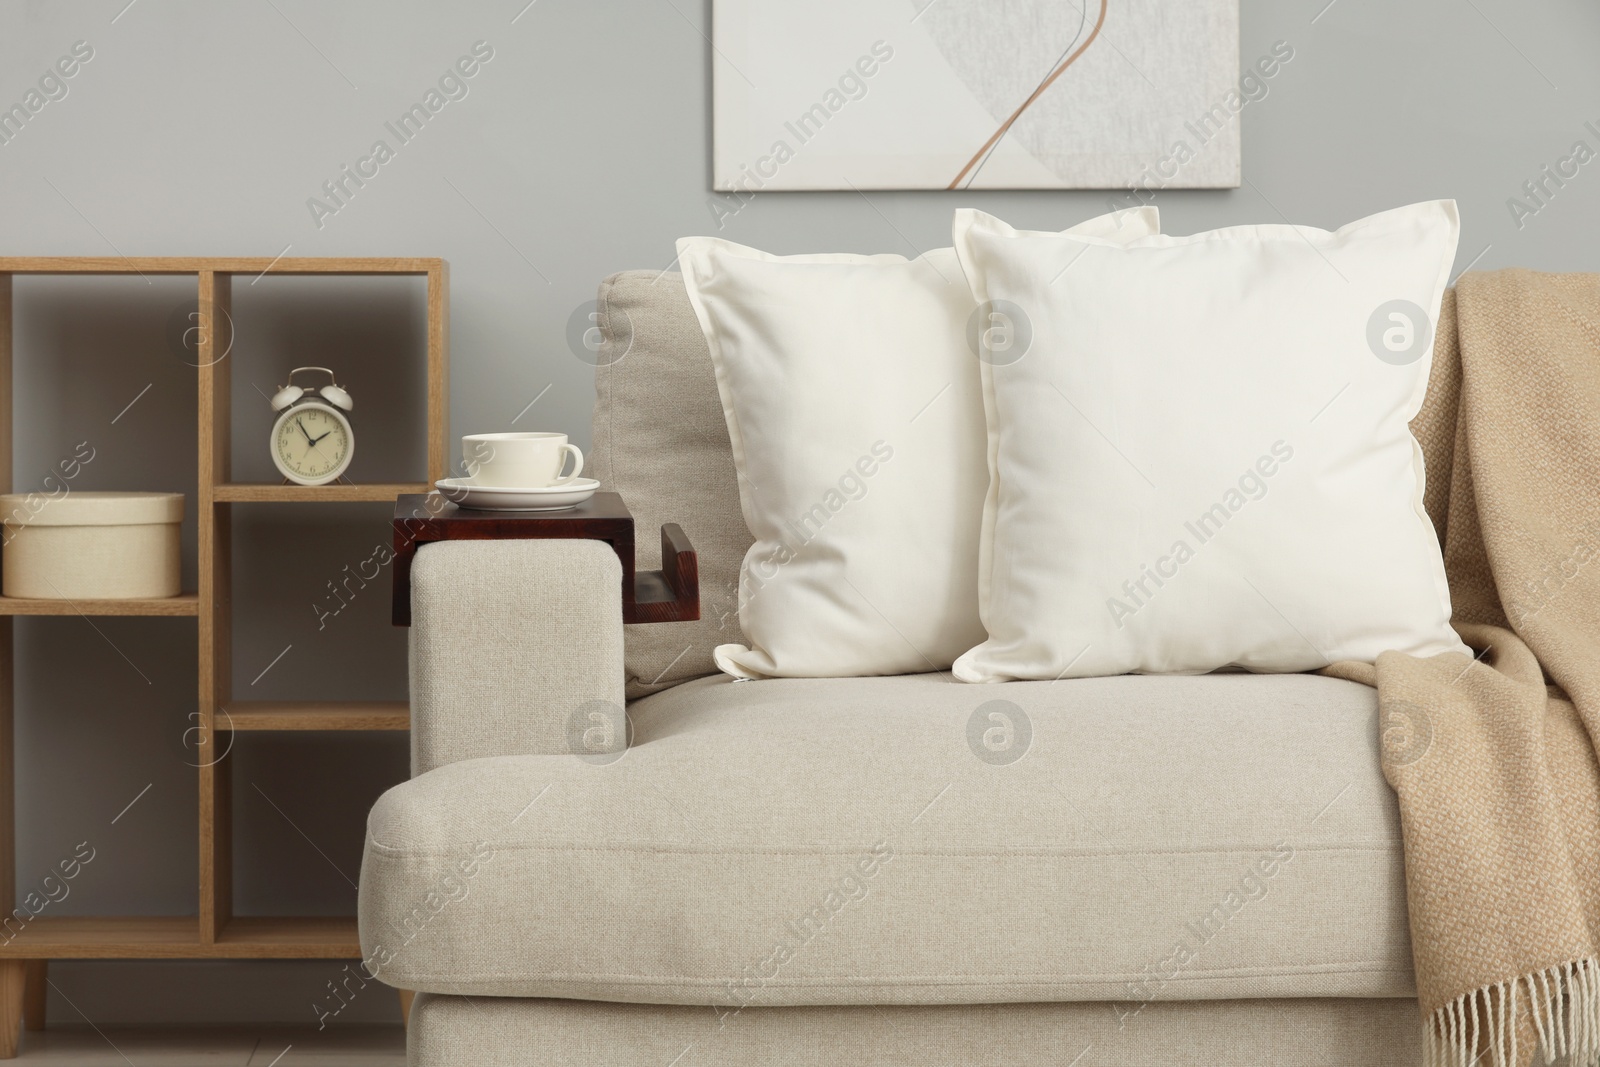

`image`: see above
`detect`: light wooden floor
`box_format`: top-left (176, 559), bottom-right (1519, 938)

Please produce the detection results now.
top-left (2, 1026), bottom-right (404, 1065)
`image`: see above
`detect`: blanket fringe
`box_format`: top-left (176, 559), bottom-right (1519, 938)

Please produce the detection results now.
top-left (1423, 958), bottom-right (1600, 1067)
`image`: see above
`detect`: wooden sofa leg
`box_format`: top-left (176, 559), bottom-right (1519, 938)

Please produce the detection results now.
top-left (0, 959), bottom-right (25, 1058)
top-left (21, 962), bottom-right (44, 1031)
top-left (398, 988), bottom-right (415, 1028)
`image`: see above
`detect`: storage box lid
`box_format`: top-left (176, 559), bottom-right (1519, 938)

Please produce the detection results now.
top-left (0, 491), bottom-right (184, 527)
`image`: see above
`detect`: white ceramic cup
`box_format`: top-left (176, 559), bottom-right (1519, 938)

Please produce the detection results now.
top-left (462, 432), bottom-right (584, 488)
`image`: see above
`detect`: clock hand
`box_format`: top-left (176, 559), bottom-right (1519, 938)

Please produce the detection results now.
top-left (309, 430), bottom-right (333, 446)
top-left (296, 418), bottom-right (314, 444)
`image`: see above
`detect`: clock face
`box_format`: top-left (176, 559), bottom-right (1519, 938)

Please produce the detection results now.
top-left (273, 404), bottom-right (352, 485)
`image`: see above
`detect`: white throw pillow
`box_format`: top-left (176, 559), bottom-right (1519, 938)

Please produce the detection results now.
top-left (951, 201), bottom-right (1471, 682)
top-left (677, 208), bottom-right (1159, 679)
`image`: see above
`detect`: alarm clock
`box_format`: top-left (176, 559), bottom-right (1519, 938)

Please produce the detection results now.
top-left (269, 367), bottom-right (354, 486)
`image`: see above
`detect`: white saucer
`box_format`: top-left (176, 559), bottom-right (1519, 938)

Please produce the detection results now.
top-left (435, 477), bottom-right (599, 512)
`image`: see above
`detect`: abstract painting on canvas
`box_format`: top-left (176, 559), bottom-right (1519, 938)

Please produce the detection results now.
top-left (712, 0), bottom-right (1242, 191)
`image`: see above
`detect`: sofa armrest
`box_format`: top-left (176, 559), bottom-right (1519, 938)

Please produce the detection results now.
top-left (408, 539), bottom-right (625, 775)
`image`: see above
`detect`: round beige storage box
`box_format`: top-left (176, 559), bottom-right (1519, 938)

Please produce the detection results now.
top-left (0, 492), bottom-right (184, 599)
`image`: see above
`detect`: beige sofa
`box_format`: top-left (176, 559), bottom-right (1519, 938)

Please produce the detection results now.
top-left (359, 273), bottom-right (1423, 1065)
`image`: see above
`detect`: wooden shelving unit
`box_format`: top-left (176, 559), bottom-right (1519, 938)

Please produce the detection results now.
top-left (0, 257), bottom-right (446, 1052)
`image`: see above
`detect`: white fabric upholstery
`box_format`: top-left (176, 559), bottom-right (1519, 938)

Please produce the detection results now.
top-left (408, 539), bottom-right (625, 774)
top-left (363, 672), bottom-right (1415, 1004)
top-left (408, 994), bottom-right (1423, 1067)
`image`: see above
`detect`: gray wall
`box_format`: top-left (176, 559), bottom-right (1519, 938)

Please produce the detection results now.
top-left (0, 0), bottom-right (1596, 1029)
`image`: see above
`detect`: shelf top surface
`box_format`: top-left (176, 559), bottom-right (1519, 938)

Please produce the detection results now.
top-left (0, 915), bottom-right (361, 958)
top-left (0, 592), bottom-right (199, 616)
top-left (217, 482), bottom-right (428, 503)
top-left (0, 256), bottom-right (445, 275)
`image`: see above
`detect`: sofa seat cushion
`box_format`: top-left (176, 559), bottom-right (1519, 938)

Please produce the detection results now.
top-left (359, 673), bottom-right (1415, 1005)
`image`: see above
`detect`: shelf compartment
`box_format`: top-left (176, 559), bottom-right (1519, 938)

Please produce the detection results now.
top-left (0, 916), bottom-right (201, 958)
top-left (213, 483), bottom-right (428, 503)
top-left (215, 916), bottom-right (361, 958)
top-left (0, 592), bottom-right (199, 616)
top-left (224, 701), bottom-right (408, 731)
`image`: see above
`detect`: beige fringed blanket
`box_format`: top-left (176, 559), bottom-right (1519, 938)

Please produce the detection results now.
top-left (1326, 269), bottom-right (1600, 1067)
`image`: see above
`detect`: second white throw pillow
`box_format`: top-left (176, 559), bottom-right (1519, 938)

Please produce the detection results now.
top-left (677, 208), bottom-right (1158, 679)
top-left (952, 202), bottom-right (1471, 682)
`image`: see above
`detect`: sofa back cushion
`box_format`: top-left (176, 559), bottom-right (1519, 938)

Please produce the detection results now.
top-left (590, 270), bottom-right (751, 697)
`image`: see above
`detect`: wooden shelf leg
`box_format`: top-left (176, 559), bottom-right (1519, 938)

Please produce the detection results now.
top-left (0, 959), bottom-right (23, 1058)
top-left (397, 988), bottom-right (415, 1029)
top-left (20, 962), bottom-right (42, 1031)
